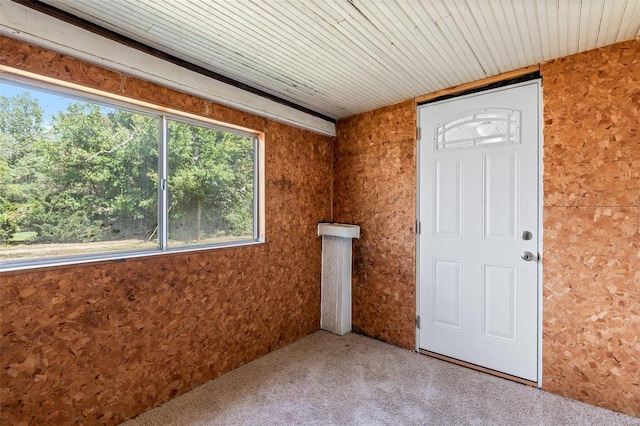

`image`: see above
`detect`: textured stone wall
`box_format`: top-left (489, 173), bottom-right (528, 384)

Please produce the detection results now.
top-left (334, 101), bottom-right (417, 350)
top-left (0, 36), bottom-right (332, 425)
top-left (540, 39), bottom-right (640, 417)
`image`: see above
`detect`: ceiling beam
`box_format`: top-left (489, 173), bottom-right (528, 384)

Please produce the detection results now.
top-left (1, 0), bottom-right (336, 135)
top-left (415, 65), bottom-right (541, 104)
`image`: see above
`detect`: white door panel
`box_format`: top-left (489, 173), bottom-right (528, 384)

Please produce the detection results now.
top-left (433, 155), bottom-right (462, 237)
top-left (482, 263), bottom-right (518, 342)
top-left (418, 82), bottom-right (540, 382)
top-left (483, 150), bottom-right (518, 240)
top-left (432, 258), bottom-right (462, 329)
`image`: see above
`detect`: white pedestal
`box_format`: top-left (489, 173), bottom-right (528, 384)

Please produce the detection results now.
top-left (317, 223), bottom-right (360, 336)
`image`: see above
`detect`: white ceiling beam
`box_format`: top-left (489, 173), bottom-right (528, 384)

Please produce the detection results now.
top-left (0, 0), bottom-right (336, 137)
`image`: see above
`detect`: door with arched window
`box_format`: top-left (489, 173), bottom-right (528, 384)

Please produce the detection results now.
top-left (417, 81), bottom-right (541, 383)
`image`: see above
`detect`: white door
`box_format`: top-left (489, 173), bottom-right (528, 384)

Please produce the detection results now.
top-left (418, 81), bottom-right (540, 382)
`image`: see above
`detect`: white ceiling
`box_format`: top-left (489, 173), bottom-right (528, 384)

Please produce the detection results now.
top-left (39, 0), bottom-right (640, 120)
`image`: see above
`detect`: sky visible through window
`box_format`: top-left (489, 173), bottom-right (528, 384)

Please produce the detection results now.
top-left (0, 82), bottom-right (114, 126)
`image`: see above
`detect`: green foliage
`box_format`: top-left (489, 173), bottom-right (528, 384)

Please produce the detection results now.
top-left (8, 231), bottom-right (37, 243)
top-left (0, 91), bottom-right (44, 161)
top-left (0, 92), bottom-right (47, 243)
top-left (0, 195), bottom-right (18, 243)
top-left (41, 105), bottom-right (159, 241)
top-left (0, 85), bottom-right (254, 251)
top-left (167, 120), bottom-right (253, 242)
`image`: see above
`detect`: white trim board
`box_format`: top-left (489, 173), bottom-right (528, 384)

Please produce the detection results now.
top-left (0, 0), bottom-right (336, 137)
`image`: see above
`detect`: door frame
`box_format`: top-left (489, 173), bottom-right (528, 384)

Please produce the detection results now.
top-left (414, 80), bottom-right (544, 388)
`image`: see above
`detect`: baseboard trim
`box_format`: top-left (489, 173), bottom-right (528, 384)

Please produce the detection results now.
top-left (419, 350), bottom-right (537, 387)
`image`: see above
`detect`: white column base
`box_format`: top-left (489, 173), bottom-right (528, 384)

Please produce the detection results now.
top-left (318, 223), bottom-right (360, 336)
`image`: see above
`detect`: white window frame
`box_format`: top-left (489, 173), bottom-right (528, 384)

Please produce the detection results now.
top-left (0, 68), bottom-right (265, 272)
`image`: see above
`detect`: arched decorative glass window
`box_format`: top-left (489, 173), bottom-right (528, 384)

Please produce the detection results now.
top-left (435, 109), bottom-right (521, 151)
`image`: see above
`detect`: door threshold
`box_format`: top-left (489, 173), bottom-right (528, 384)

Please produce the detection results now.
top-left (419, 349), bottom-right (537, 387)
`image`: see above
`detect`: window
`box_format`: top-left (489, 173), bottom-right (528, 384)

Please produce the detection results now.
top-left (166, 118), bottom-right (256, 247)
top-left (0, 77), bottom-right (262, 270)
top-left (435, 108), bottom-right (521, 151)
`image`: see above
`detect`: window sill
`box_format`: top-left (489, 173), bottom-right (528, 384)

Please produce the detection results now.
top-left (0, 239), bottom-right (265, 275)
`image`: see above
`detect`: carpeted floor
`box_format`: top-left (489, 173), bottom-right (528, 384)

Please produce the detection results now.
top-left (122, 331), bottom-right (639, 425)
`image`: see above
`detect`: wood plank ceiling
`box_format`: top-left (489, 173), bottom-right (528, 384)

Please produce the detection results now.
top-left (37, 0), bottom-right (640, 120)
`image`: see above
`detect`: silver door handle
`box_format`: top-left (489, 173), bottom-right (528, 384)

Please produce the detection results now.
top-left (521, 251), bottom-right (536, 262)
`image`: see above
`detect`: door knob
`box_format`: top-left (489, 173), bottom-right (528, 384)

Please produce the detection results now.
top-left (521, 251), bottom-right (536, 262)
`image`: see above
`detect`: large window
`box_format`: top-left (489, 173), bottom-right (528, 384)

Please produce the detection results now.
top-left (0, 77), bottom-right (261, 270)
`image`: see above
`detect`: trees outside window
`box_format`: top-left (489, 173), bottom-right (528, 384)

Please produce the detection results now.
top-left (168, 120), bottom-right (254, 246)
top-left (0, 79), bottom-right (258, 266)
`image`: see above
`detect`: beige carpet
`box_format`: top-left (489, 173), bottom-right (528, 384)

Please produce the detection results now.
top-left (122, 331), bottom-right (639, 425)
